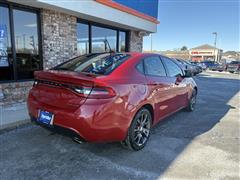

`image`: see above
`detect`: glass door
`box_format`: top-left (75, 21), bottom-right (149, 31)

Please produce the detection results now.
top-left (13, 9), bottom-right (40, 80)
top-left (0, 5), bottom-right (13, 81)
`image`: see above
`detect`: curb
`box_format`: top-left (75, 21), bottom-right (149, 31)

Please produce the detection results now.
top-left (0, 119), bottom-right (32, 135)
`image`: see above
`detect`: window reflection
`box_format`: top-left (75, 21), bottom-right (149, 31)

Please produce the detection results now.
top-left (163, 57), bottom-right (183, 77)
top-left (77, 23), bottom-right (89, 55)
top-left (13, 9), bottom-right (40, 80)
top-left (92, 26), bottom-right (117, 53)
top-left (144, 56), bottom-right (167, 77)
top-left (119, 31), bottom-right (126, 52)
top-left (0, 5), bottom-right (13, 81)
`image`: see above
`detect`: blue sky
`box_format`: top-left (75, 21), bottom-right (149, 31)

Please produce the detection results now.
top-left (143, 0), bottom-right (239, 52)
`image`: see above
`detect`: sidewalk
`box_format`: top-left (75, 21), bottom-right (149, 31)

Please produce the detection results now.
top-left (0, 103), bottom-right (30, 131)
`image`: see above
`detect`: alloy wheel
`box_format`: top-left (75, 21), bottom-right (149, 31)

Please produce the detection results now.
top-left (133, 111), bottom-right (151, 147)
top-left (190, 91), bottom-right (197, 110)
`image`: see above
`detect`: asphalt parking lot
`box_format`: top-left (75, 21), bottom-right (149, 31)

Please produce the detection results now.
top-left (0, 71), bottom-right (239, 180)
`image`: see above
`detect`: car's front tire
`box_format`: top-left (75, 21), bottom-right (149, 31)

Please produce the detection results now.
top-left (121, 108), bottom-right (152, 151)
top-left (186, 89), bottom-right (197, 112)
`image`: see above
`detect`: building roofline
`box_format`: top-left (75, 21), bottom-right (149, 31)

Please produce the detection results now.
top-left (190, 44), bottom-right (221, 50)
top-left (8, 0), bottom-right (158, 32)
top-left (96, 0), bottom-right (160, 24)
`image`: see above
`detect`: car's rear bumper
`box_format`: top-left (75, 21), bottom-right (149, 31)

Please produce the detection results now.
top-left (30, 116), bottom-right (86, 141)
top-left (27, 92), bottom-right (132, 142)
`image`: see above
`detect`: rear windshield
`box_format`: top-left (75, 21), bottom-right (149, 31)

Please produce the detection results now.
top-left (54, 53), bottom-right (131, 75)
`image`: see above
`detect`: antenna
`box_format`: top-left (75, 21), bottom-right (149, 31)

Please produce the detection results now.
top-left (104, 38), bottom-right (114, 53)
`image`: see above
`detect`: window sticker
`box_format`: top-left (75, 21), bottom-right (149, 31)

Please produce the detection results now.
top-left (0, 24), bottom-right (9, 67)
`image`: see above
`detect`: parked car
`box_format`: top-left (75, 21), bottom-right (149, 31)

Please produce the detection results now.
top-left (190, 62), bottom-right (203, 74)
top-left (202, 61), bottom-right (219, 70)
top-left (175, 59), bottom-right (200, 75)
top-left (198, 62), bottom-right (207, 71)
top-left (28, 53), bottom-right (197, 150)
top-left (214, 63), bottom-right (227, 72)
top-left (226, 61), bottom-right (240, 73)
top-left (190, 61), bottom-right (207, 72)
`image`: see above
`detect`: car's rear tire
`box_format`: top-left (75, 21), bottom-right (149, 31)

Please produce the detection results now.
top-left (186, 89), bottom-right (197, 112)
top-left (121, 108), bottom-right (152, 151)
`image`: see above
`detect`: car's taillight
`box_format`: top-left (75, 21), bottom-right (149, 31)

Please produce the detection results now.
top-left (33, 79), bottom-right (115, 99)
top-left (73, 86), bottom-right (115, 99)
top-left (88, 86), bottom-right (116, 99)
top-left (33, 80), bottom-right (38, 87)
top-left (73, 86), bottom-right (92, 97)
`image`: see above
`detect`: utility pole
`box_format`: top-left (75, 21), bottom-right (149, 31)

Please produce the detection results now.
top-left (16, 36), bottom-right (20, 50)
top-left (23, 34), bottom-right (26, 51)
top-left (212, 32), bottom-right (218, 62)
top-left (150, 33), bottom-right (153, 52)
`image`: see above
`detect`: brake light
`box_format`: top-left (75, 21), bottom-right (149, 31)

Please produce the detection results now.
top-left (73, 85), bottom-right (115, 99)
top-left (73, 86), bottom-right (92, 96)
top-left (88, 86), bottom-right (116, 99)
top-left (33, 80), bottom-right (38, 87)
top-left (33, 78), bottom-right (115, 99)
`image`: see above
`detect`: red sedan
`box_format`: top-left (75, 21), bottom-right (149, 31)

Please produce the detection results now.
top-left (27, 53), bottom-right (197, 150)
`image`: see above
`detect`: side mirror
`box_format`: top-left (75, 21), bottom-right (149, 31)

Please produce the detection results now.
top-left (184, 70), bottom-right (192, 77)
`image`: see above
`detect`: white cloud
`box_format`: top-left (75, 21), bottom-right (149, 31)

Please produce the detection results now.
top-left (24, 24), bottom-right (37, 28)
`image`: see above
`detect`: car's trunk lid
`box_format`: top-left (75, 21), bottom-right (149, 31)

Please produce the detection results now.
top-left (32, 70), bottom-right (96, 110)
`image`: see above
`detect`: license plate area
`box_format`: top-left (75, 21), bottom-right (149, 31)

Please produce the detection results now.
top-left (38, 110), bottom-right (54, 126)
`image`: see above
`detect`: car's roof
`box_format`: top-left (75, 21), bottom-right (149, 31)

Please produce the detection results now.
top-left (87, 52), bottom-right (173, 60)
top-left (91, 52), bottom-right (170, 56)
top-left (124, 52), bottom-right (159, 57)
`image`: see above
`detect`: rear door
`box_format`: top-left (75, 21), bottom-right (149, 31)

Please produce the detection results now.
top-left (143, 55), bottom-right (172, 122)
top-left (160, 56), bottom-right (188, 109)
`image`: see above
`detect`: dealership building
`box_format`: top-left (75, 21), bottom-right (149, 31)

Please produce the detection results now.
top-left (189, 44), bottom-right (223, 62)
top-left (0, 0), bottom-right (159, 127)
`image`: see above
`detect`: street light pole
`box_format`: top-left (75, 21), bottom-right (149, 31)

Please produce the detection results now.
top-left (212, 32), bottom-right (218, 62)
top-left (150, 33), bottom-right (153, 52)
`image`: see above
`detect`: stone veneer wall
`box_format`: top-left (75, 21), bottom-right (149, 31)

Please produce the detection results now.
top-left (129, 31), bottom-right (143, 52)
top-left (41, 9), bottom-right (78, 69)
top-left (0, 82), bottom-right (33, 106)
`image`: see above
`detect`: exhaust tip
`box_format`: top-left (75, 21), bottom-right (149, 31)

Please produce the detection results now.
top-left (72, 136), bottom-right (84, 144)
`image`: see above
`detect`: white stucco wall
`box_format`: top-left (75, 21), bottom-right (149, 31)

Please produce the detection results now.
top-left (9, 0), bottom-right (157, 33)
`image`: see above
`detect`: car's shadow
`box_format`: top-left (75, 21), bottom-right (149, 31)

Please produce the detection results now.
top-left (75, 74), bottom-right (240, 177)
top-left (0, 74), bottom-right (239, 180)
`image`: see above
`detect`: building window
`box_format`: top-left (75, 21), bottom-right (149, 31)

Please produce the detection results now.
top-left (0, 5), bottom-right (13, 81)
top-left (119, 31), bottom-right (126, 52)
top-left (0, 3), bottom-right (41, 82)
top-left (92, 26), bottom-right (117, 53)
top-left (77, 21), bottom-right (128, 54)
top-left (77, 22), bottom-right (89, 55)
top-left (13, 9), bottom-right (40, 80)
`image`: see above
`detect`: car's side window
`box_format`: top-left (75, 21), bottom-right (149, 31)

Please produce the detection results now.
top-left (161, 57), bottom-right (183, 77)
top-left (136, 60), bottom-right (144, 74)
top-left (143, 56), bottom-right (167, 77)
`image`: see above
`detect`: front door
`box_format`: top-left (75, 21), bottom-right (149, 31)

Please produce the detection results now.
top-left (160, 56), bottom-right (189, 110)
